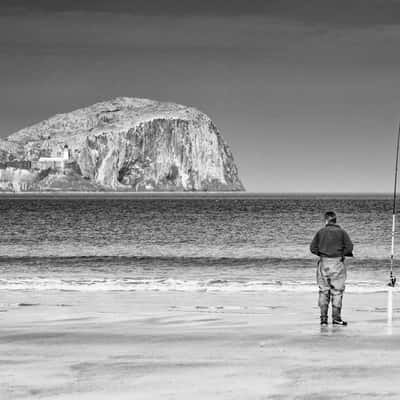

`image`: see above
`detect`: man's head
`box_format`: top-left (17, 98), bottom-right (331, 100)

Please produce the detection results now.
top-left (324, 211), bottom-right (337, 224)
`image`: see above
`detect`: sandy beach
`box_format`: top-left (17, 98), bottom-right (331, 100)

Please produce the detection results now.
top-left (1, 290), bottom-right (399, 400)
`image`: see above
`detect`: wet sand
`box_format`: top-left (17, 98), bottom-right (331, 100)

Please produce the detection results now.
top-left (0, 290), bottom-right (399, 399)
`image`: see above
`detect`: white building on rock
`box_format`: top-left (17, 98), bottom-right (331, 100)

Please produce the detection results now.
top-left (36, 145), bottom-right (70, 171)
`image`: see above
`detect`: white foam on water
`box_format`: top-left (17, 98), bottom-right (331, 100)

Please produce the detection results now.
top-left (0, 277), bottom-right (392, 293)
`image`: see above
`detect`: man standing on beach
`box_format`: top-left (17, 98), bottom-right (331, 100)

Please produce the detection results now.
top-left (310, 211), bottom-right (353, 326)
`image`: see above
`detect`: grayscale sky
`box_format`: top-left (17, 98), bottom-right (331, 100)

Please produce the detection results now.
top-left (1, 0), bottom-right (400, 192)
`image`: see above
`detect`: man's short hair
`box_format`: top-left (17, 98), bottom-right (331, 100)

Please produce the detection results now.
top-left (324, 211), bottom-right (336, 223)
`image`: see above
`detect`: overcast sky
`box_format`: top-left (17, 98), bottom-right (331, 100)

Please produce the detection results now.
top-left (1, 1), bottom-right (400, 192)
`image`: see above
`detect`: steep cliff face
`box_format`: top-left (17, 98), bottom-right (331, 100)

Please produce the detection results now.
top-left (0, 97), bottom-right (244, 192)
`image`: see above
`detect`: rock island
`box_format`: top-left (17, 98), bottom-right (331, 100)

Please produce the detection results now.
top-left (0, 97), bottom-right (244, 192)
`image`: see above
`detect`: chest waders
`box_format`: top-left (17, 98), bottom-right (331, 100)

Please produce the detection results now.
top-left (317, 257), bottom-right (347, 325)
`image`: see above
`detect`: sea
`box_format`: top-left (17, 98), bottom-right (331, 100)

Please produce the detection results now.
top-left (0, 194), bottom-right (398, 294)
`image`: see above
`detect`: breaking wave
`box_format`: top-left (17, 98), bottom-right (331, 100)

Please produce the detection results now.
top-left (0, 277), bottom-right (392, 293)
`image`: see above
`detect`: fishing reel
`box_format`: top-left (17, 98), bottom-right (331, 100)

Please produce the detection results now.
top-left (388, 271), bottom-right (397, 287)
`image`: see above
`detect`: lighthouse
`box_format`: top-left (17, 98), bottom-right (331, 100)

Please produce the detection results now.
top-left (63, 145), bottom-right (70, 161)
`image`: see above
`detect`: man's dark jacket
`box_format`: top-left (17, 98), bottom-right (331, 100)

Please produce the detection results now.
top-left (310, 223), bottom-right (353, 258)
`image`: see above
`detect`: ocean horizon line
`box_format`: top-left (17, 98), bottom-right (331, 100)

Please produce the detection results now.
top-left (0, 191), bottom-right (395, 198)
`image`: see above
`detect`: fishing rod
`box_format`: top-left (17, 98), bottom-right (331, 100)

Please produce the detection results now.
top-left (389, 124), bottom-right (400, 288)
top-left (387, 124), bottom-right (399, 327)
